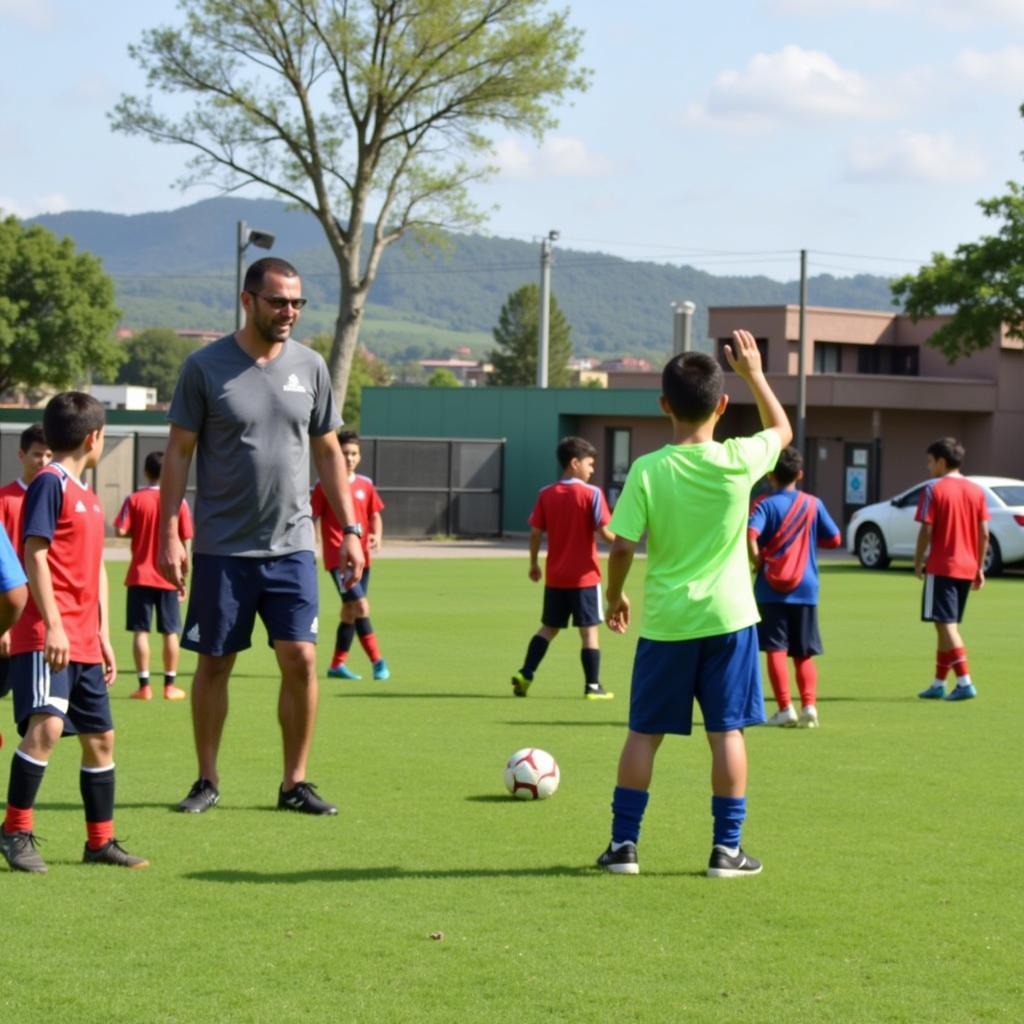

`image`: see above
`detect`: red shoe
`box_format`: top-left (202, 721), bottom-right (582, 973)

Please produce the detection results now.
top-left (163, 685), bottom-right (187, 701)
top-left (130, 685), bottom-right (153, 701)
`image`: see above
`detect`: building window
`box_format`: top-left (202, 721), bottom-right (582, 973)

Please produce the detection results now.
top-left (606, 428), bottom-right (631, 507)
top-left (814, 342), bottom-right (842, 373)
top-left (856, 345), bottom-right (919, 376)
top-left (718, 337), bottom-right (769, 371)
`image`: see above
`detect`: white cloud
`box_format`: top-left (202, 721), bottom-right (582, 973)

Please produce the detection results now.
top-left (953, 46), bottom-right (1024, 92)
top-left (844, 133), bottom-right (986, 184)
top-left (770, 0), bottom-right (1024, 25)
top-left (494, 136), bottom-right (614, 180)
top-left (0, 0), bottom-right (56, 30)
top-left (0, 194), bottom-right (73, 218)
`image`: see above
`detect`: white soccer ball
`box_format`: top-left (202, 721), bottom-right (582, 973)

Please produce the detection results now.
top-left (504, 747), bottom-right (560, 800)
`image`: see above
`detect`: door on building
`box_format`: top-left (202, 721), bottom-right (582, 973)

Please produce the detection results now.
top-left (842, 441), bottom-right (881, 528)
top-left (606, 428), bottom-right (631, 507)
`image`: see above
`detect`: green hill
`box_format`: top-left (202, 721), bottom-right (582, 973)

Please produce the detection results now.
top-left (30, 197), bottom-right (898, 361)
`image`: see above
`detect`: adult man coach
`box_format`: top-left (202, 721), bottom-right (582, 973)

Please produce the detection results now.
top-left (160, 257), bottom-right (364, 815)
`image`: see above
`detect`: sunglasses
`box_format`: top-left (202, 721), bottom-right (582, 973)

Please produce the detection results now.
top-left (246, 291), bottom-right (308, 310)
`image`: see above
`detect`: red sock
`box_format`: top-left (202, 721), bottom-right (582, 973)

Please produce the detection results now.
top-left (3, 805), bottom-right (33, 835)
top-left (330, 651), bottom-right (347, 669)
top-left (765, 650), bottom-right (791, 708)
top-left (935, 649), bottom-right (954, 681)
top-left (947, 646), bottom-right (969, 679)
top-left (359, 633), bottom-right (382, 664)
top-left (794, 656), bottom-right (817, 707)
top-left (86, 819), bottom-right (114, 851)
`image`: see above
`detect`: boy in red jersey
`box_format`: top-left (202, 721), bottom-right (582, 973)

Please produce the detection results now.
top-left (511, 436), bottom-right (615, 700)
top-left (311, 431), bottom-right (388, 681)
top-left (0, 393), bottom-right (147, 873)
top-left (0, 424), bottom-right (51, 702)
top-left (914, 437), bottom-right (989, 702)
top-left (114, 451), bottom-right (193, 701)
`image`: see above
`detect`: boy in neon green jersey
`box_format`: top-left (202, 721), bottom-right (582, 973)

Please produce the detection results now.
top-left (596, 330), bottom-right (791, 877)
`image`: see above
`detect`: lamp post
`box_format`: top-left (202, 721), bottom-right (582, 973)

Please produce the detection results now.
top-left (671, 300), bottom-right (696, 355)
top-left (235, 220), bottom-right (276, 331)
top-left (537, 229), bottom-right (559, 388)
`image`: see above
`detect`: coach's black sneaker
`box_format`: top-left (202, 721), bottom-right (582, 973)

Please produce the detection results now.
top-left (177, 777), bottom-right (220, 814)
top-left (0, 830), bottom-right (47, 873)
top-left (707, 845), bottom-right (763, 878)
top-left (511, 671), bottom-right (532, 697)
top-left (278, 781), bottom-right (338, 816)
top-left (596, 841), bottom-right (639, 875)
top-left (584, 682), bottom-right (614, 700)
top-left (83, 839), bottom-right (149, 869)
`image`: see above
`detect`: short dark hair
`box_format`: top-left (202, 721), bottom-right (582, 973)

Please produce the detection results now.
top-left (661, 353), bottom-right (723, 423)
top-left (19, 422), bottom-right (47, 453)
top-left (43, 392), bottom-right (105, 454)
top-left (926, 437), bottom-right (965, 468)
top-left (243, 257), bottom-right (299, 293)
top-left (556, 436), bottom-right (596, 469)
top-left (772, 446), bottom-right (804, 486)
top-left (338, 430), bottom-right (360, 446)
top-left (144, 451), bottom-right (164, 480)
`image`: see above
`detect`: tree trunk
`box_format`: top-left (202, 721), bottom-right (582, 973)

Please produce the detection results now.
top-left (328, 280), bottom-right (365, 417)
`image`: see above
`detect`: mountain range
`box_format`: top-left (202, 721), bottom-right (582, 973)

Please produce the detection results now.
top-left (29, 197), bottom-right (900, 362)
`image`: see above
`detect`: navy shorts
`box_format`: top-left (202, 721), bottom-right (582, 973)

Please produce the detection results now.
top-left (629, 626), bottom-right (765, 735)
top-left (542, 585), bottom-right (602, 629)
top-left (756, 603), bottom-right (823, 657)
top-left (182, 551), bottom-right (320, 656)
top-left (921, 574), bottom-right (972, 624)
top-left (330, 567), bottom-right (370, 603)
top-left (9, 653), bottom-right (113, 737)
top-left (0, 658), bottom-right (9, 699)
top-left (126, 585), bottom-right (182, 635)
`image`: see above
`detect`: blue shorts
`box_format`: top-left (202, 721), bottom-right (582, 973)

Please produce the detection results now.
top-left (629, 626), bottom-right (765, 735)
top-left (330, 567), bottom-right (370, 603)
top-left (9, 653), bottom-right (113, 737)
top-left (0, 525), bottom-right (26, 594)
top-left (542, 585), bottom-right (603, 629)
top-left (921, 575), bottom-right (971, 624)
top-left (126, 586), bottom-right (182, 634)
top-left (756, 603), bottom-right (823, 657)
top-left (182, 552), bottom-right (320, 656)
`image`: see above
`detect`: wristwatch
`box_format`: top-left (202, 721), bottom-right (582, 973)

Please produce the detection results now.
top-left (343, 524), bottom-right (364, 538)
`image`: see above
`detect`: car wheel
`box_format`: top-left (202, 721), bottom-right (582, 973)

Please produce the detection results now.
top-left (856, 524), bottom-right (890, 569)
top-left (984, 537), bottom-right (1003, 577)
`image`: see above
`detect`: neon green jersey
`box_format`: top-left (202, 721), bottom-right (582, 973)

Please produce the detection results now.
top-left (609, 430), bottom-right (782, 641)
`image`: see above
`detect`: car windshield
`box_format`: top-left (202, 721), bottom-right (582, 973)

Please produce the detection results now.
top-left (991, 485), bottom-right (1024, 507)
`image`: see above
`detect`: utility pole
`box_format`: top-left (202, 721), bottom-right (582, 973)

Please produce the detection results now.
top-left (537, 230), bottom-right (559, 388)
top-left (235, 220), bottom-right (276, 331)
top-left (797, 248), bottom-right (808, 459)
top-left (671, 300), bottom-right (696, 355)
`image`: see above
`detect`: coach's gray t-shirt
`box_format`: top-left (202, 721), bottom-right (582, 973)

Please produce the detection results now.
top-left (168, 334), bottom-right (341, 557)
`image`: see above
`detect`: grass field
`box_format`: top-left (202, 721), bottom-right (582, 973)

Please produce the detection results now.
top-left (1, 558), bottom-right (1021, 1023)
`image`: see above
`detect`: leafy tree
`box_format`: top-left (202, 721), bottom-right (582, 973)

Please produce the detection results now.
top-left (112, 0), bottom-right (589, 410)
top-left (116, 328), bottom-right (197, 402)
top-left (0, 215), bottom-right (122, 395)
top-left (427, 367), bottom-right (460, 387)
top-left (307, 333), bottom-right (389, 429)
top-left (489, 283), bottom-right (572, 386)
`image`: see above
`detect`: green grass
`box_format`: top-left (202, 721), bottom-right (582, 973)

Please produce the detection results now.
top-left (2, 559), bottom-right (1021, 1023)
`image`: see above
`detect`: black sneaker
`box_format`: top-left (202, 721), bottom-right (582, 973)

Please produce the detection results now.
top-left (83, 838), bottom-right (149, 869)
top-left (177, 777), bottom-right (220, 814)
top-left (707, 845), bottom-right (763, 877)
top-left (596, 841), bottom-right (639, 875)
top-left (585, 682), bottom-right (615, 701)
top-left (278, 781), bottom-right (338, 816)
top-left (0, 830), bottom-right (47, 873)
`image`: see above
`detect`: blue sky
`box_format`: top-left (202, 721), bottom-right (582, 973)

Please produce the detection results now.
top-left (2, 0), bottom-right (1023, 279)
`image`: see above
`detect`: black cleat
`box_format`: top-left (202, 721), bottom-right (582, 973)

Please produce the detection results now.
top-left (584, 682), bottom-right (615, 701)
top-left (83, 838), bottom-right (149, 869)
top-left (177, 777), bottom-right (220, 814)
top-left (0, 830), bottom-right (47, 873)
top-left (278, 781), bottom-right (338, 816)
top-left (596, 841), bottom-right (639, 875)
top-left (707, 845), bottom-right (763, 877)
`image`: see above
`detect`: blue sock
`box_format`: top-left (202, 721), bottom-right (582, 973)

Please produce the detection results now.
top-left (712, 795), bottom-right (746, 849)
top-left (611, 785), bottom-right (649, 845)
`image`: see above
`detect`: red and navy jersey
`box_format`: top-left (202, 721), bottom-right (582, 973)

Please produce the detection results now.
top-left (0, 478), bottom-right (29, 548)
top-left (915, 474), bottom-right (990, 580)
top-left (10, 463), bottom-right (105, 663)
top-left (749, 489), bottom-right (841, 604)
top-left (311, 475), bottom-right (385, 571)
top-left (529, 479), bottom-right (611, 589)
top-left (114, 485), bottom-right (193, 590)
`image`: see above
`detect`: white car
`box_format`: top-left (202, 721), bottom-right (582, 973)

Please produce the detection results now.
top-left (847, 476), bottom-right (1024, 576)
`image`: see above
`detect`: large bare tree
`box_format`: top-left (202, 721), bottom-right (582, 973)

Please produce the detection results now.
top-left (111, 0), bottom-right (588, 405)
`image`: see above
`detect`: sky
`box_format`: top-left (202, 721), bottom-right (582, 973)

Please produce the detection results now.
top-left (2, 0), bottom-right (1024, 280)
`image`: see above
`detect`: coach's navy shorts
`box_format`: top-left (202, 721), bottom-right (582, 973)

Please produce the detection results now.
top-left (9, 653), bottom-right (113, 737)
top-left (330, 566), bottom-right (370, 603)
top-left (629, 626), bottom-right (765, 736)
top-left (756, 603), bottom-right (823, 657)
top-left (182, 552), bottom-right (319, 656)
top-left (921, 574), bottom-right (972, 624)
top-left (0, 525), bottom-right (26, 594)
top-left (126, 585), bottom-right (182, 635)
top-left (542, 585), bottom-right (602, 629)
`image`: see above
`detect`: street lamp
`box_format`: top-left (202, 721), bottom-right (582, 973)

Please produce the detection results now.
top-left (671, 300), bottom-right (696, 355)
top-left (537, 229), bottom-right (559, 388)
top-left (235, 220), bottom-right (276, 331)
